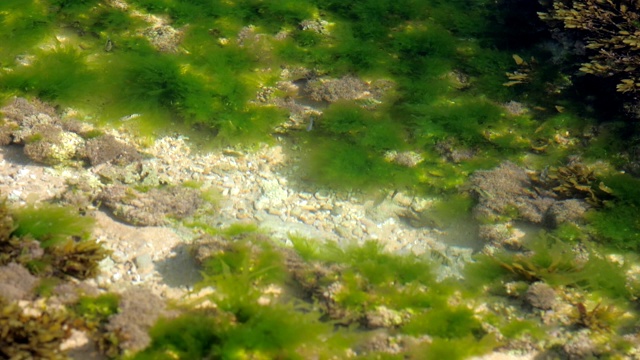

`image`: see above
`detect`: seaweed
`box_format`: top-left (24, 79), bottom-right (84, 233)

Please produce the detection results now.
top-left (0, 1), bottom-right (53, 63)
top-left (48, 238), bottom-right (110, 279)
top-left (571, 301), bottom-right (623, 332)
top-left (73, 293), bottom-right (120, 330)
top-left (12, 203), bottom-right (95, 248)
top-left (402, 306), bottom-right (483, 339)
top-left (587, 203), bottom-right (640, 251)
top-left (0, 298), bottom-right (72, 360)
top-left (117, 54), bottom-right (217, 123)
top-left (135, 305), bottom-right (347, 360)
top-left (1, 46), bottom-right (97, 103)
top-left (414, 335), bottom-right (498, 360)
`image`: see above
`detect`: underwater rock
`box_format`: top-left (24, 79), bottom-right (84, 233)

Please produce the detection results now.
top-left (299, 19), bottom-right (331, 34)
top-left (434, 140), bottom-right (475, 163)
top-left (303, 76), bottom-right (369, 103)
top-left (0, 97), bottom-right (57, 126)
top-left (443, 70), bottom-right (470, 90)
top-left (563, 329), bottom-right (596, 360)
top-left (57, 173), bottom-right (103, 212)
top-left (502, 101), bottom-right (529, 116)
top-left (0, 125), bottom-right (13, 146)
top-left (365, 306), bottom-right (408, 328)
top-left (477, 223), bottom-right (525, 249)
top-left (105, 288), bottom-right (173, 353)
top-left (384, 150), bottom-right (424, 168)
top-left (51, 282), bottom-right (100, 306)
top-left (100, 184), bottom-right (204, 226)
top-left (95, 159), bottom-right (167, 186)
top-left (545, 199), bottom-right (590, 228)
top-left (82, 134), bottom-right (142, 166)
top-left (0, 262), bottom-right (38, 302)
top-left (23, 124), bottom-right (84, 165)
top-left (60, 119), bottom-right (96, 137)
top-left (471, 162), bottom-right (555, 224)
top-left (525, 282), bottom-right (556, 310)
top-left (143, 25), bottom-right (183, 53)
top-left (1, 98), bottom-right (62, 145)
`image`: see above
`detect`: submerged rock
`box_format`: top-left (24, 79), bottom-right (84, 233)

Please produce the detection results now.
top-left (0, 263), bottom-right (38, 302)
top-left (100, 184), bottom-right (204, 226)
top-left (23, 124), bottom-right (84, 165)
top-left (525, 282), bottom-right (556, 310)
top-left (471, 162), bottom-right (555, 225)
top-left (143, 25), bottom-right (183, 53)
top-left (545, 199), bottom-right (590, 228)
top-left (82, 134), bottom-right (142, 166)
top-left (105, 288), bottom-right (174, 353)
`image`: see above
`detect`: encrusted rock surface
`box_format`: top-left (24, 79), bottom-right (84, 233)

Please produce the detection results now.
top-left (471, 162), bottom-right (555, 225)
top-left (100, 184), bottom-right (205, 226)
top-left (0, 263), bottom-right (39, 301)
top-left (525, 282), bottom-right (556, 310)
top-left (82, 134), bottom-right (142, 166)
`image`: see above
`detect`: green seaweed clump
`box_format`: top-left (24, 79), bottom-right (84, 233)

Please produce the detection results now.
top-left (140, 226), bottom-right (498, 358)
top-left (144, 230), bottom-right (349, 359)
top-left (585, 173), bottom-right (640, 250)
top-left (0, 298), bottom-right (72, 360)
top-left (12, 203), bottom-right (94, 247)
top-left (2, 202), bottom-right (109, 279)
top-left (1, 46), bottom-right (97, 103)
top-left (73, 293), bottom-right (120, 329)
top-left (466, 234), bottom-right (634, 300)
top-left (136, 306), bottom-right (344, 360)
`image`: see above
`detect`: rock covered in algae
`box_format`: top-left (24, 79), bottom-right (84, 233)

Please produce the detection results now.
top-left (100, 184), bottom-right (204, 226)
top-left (0, 262), bottom-right (39, 302)
top-left (525, 282), bottom-right (556, 310)
top-left (471, 161), bottom-right (555, 224)
top-left (23, 124), bottom-right (85, 165)
top-left (81, 134), bottom-right (142, 166)
top-left (105, 288), bottom-right (174, 353)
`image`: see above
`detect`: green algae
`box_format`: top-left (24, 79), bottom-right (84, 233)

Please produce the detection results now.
top-left (2, 46), bottom-right (97, 103)
top-left (0, 0), bottom-right (584, 193)
top-left (74, 293), bottom-right (120, 329)
top-left (12, 204), bottom-right (95, 248)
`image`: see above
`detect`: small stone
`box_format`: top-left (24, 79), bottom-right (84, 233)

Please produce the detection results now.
top-left (134, 253), bottom-right (154, 274)
top-left (392, 192), bottom-right (413, 207)
top-left (525, 282), bottom-right (556, 310)
top-left (111, 250), bottom-right (126, 263)
top-left (330, 206), bottom-right (343, 216)
top-left (299, 214), bottom-right (314, 225)
top-left (290, 207), bottom-right (302, 218)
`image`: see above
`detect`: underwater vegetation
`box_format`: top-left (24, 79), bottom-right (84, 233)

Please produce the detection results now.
top-left (132, 226), bottom-right (499, 358)
top-left (0, 199), bottom-right (109, 279)
top-left (0, 0), bottom-right (581, 192)
top-left (0, 297), bottom-right (72, 360)
top-left (0, 0), bottom-right (617, 200)
top-left (465, 233), bottom-right (635, 300)
top-left (539, 0), bottom-right (640, 95)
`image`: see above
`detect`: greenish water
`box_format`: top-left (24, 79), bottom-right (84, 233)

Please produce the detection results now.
top-left (2, 1), bottom-right (640, 358)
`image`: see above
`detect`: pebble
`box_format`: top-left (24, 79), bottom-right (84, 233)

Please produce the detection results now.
top-left (134, 253), bottom-right (154, 274)
top-left (290, 207), bottom-right (302, 218)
